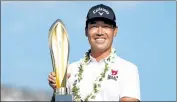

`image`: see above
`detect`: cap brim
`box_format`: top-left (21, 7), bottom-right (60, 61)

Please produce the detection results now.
top-left (86, 17), bottom-right (116, 25)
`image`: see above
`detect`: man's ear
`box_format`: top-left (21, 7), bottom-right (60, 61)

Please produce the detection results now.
top-left (113, 26), bottom-right (118, 37)
top-left (85, 27), bottom-right (88, 37)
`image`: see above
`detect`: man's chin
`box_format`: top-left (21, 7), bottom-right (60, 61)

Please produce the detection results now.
top-left (93, 46), bottom-right (108, 52)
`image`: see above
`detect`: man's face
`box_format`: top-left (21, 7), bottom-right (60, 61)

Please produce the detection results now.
top-left (86, 19), bottom-right (118, 52)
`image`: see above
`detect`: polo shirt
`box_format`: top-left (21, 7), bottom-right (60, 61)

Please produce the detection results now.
top-left (66, 54), bottom-right (140, 101)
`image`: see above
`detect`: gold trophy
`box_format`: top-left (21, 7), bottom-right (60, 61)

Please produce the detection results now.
top-left (48, 19), bottom-right (72, 101)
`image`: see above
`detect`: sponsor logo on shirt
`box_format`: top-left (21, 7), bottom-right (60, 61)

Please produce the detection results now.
top-left (107, 69), bottom-right (118, 81)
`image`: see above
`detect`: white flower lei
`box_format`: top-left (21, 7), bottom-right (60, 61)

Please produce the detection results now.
top-left (72, 48), bottom-right (117, 101)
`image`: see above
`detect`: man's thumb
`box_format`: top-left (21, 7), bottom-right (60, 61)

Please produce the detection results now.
top-left (67, 73), bottom-right (71, 79)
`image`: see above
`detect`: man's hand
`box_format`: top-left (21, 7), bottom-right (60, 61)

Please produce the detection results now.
top-left (48, 72), bottom-right (71, 90)
top-left (120, 97), bottom-right (140, 102)
top-left (48, 72), bottom-right (57, 90)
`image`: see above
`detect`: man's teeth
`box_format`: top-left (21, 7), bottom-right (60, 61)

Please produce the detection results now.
top-left (95, 38), bottom-right (105, 43)
top-left (96, 38), bottom-right (104, 41)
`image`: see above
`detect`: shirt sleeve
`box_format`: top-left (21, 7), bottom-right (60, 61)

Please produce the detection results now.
top-left (119, 65), bottom-right (141, 100)
top-left (50, 93), bottom-right (55, 102)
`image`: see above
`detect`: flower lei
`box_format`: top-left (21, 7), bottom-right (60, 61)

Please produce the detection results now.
top-left (72, 48), bottom-right (116, 101)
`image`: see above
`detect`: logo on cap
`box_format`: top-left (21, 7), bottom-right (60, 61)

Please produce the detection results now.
top-left (93, 7), bottom-right (109, 16)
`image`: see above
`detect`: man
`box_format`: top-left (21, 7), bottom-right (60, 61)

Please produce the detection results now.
top-left (48, 4), bottom-right (140, 101)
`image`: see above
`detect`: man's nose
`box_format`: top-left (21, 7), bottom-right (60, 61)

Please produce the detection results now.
top-left (97, 26), bottom-right (104, 35)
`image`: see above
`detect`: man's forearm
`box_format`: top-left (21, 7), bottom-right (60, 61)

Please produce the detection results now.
top-left (51, 93), bottom-right (55, 102)
top-left (51, 91), bottom-right (55, 102)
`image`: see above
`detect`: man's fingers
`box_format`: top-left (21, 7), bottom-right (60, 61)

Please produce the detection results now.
top-left (51, 72), bottom-right (56, 76)
top-left (48, 73), bottom-right (56, 80)
top-left (48, 77), bottom-right (56, 84)
top-left (48, 73), bottom-right (56, 84)
top-left (48, 72), bottom-right (57, 90)
top-left (49, 82), bottom-right (57, 89)
top-left (52, 84), bottom-right (57, 89)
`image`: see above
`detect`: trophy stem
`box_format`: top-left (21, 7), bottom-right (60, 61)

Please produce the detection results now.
top-left (55, 87), bottom-right (71, 95)
top-left (56, 87), bottom-right (66, 95)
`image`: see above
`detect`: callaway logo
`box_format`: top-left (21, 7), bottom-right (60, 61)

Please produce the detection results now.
top-left (93, 7), bottom-right (109, 16)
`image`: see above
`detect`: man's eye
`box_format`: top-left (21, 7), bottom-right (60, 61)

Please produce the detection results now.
top-left (91, 25), bottom-right (97, 28)
top-left (103, 25), bottom-right (111, 28)
top-left (103, 25), bottom-right (109, 27)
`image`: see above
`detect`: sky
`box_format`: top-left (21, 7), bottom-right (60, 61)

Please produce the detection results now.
top-left (1, 1), bottom-right (176, 101)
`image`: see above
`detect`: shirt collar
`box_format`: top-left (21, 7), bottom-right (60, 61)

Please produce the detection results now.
top-left (86, 53), bottom-right (115, 64)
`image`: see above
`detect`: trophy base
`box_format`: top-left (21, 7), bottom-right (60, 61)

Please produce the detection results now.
top-left (55, 94), bottom-right (72, 101)
top-left (54, 87), bottom-right (72, 101)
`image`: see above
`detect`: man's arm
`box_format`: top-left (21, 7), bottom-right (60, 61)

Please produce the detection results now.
top-left (120, 97), bottom-right (140, 102)
top-left (51, 93), bottom-right (55, 102)
top-left (51, 90), bottom-right (55, 102)
top-left (119, 64), bottom-right (141, 101)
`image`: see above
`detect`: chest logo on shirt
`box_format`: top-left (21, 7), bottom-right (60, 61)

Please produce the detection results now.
top-left (107, 69), bottom-right (118, 81)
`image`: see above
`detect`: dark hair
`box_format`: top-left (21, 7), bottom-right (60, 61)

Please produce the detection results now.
top-left (85, 18), bottom-right (117, 29)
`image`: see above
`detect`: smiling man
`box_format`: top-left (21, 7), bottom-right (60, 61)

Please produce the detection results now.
top-left (48, 4), bottom-right (140, 101)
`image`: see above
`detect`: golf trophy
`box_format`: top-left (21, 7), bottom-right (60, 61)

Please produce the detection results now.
top-left (48, 19), bottom-right (72, 101)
